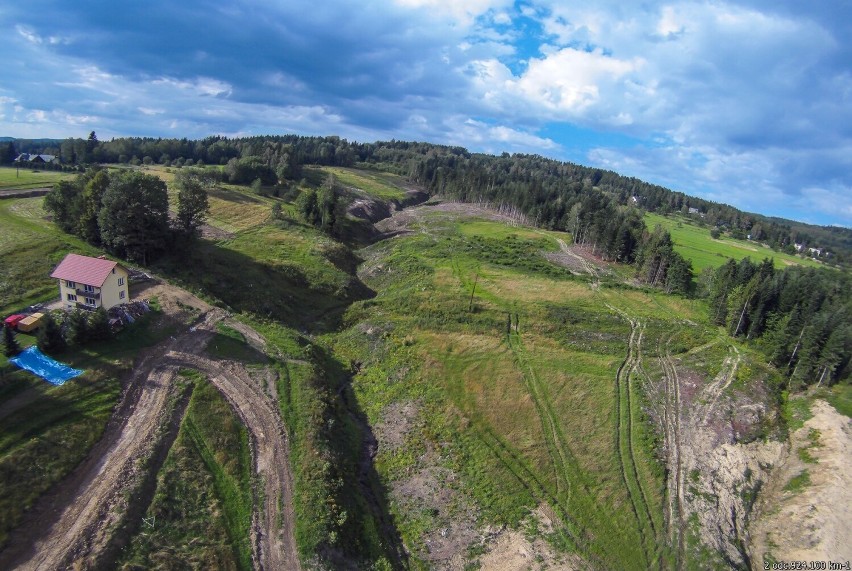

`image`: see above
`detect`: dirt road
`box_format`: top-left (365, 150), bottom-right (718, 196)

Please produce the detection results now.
top-left (0, 284), bottom-right (300, 571)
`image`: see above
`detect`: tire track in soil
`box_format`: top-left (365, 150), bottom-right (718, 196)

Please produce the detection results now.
top-left (612, 315), bottom-right (656, 569)
top-left (506, 332), bottom-right (625, 568)
top-left (0, 311), bottom-right (220, 571)
top-left (166, 351), bottom-right (301, 571)
top-left (607, 306), bottom-right (661, 552)
top-left (659, 332), bottom-right (685, 569)
top-left (0, 305), bottom-right (301, 571)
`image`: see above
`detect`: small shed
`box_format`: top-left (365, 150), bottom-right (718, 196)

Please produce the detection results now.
top-left (17, 313), bottom-right (45, 333)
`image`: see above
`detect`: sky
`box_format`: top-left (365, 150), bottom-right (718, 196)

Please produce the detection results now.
top-left (1, 1), bottom-right (851, 226)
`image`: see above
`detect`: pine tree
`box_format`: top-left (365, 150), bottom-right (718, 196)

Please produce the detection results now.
top-left (67, 310), bottom-right (91, 346)
top-left (3, 326), bottom-right (21, 357)
top-left (37, 314), bottom-right (67, 355)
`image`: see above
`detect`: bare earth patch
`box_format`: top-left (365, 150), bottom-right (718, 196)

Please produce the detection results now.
top-left (749, 400), bottom-right (852, 566)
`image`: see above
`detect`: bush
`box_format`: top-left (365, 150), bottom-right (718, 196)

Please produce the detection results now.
top-left (89, 308), bottom-right (111, 342)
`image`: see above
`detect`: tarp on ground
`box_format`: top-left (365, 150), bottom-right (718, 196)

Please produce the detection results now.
top-left (9, 346), bottom-right (83, 385)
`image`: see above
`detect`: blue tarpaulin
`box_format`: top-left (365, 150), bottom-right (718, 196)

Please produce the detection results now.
top-left (9, 346), bottom-right (83, 385)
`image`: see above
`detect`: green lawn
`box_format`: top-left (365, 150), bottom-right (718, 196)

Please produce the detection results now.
top-left (0, 166), bottom-right (70, 190)
top-left (645, 213), bottom-right (823, 271)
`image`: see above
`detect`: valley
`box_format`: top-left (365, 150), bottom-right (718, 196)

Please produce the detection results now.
top-left (0, 164), bottom-right (848, 570)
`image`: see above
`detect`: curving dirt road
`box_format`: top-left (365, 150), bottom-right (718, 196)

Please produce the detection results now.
top-left (0, 285), bottom-right (300, 571)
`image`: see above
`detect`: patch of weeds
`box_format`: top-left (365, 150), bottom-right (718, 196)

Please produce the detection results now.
top-left (797, 428), bottom-right (821, 464)
top-left (783, 470), bottom-right (811, 494)
top-left (207, 323), bottom-right (267, 363)
top-left (781, 392), bottom-right (813, 432)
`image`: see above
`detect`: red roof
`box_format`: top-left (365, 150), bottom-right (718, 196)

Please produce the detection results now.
top-left (50, 254), bottom-right (121, 287)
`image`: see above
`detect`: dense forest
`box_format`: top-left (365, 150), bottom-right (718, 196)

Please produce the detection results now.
top-left (704, 258), bottom-right (851, 386)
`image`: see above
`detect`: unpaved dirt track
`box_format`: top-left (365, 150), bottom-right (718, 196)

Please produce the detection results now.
top-left (167, 351), bottom-right (301, 571)
top-left (0, 287), bottom-right (300, 571)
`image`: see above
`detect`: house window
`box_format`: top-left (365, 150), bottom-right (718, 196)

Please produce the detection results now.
top-left (67, 293), bottom-right (78, 302)
top-left (84, 284), bottom-right (95, 293)
top-left (85, 297), bottom-right (97, 306)
top-left (119, 290), bottom-right (126, 299)
top-left (65, 280), bottom-right (76, 288)
top-left (118, 277), bottom-right (125, 286)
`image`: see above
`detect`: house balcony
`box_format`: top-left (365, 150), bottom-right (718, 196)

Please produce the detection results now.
top-left (75, 288), bottom-right (100, 299)
top-left (75, 301), bottom-right (100, 311)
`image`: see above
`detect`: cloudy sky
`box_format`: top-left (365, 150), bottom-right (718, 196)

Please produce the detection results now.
top-left (2, 1), bottom-right (850, 225)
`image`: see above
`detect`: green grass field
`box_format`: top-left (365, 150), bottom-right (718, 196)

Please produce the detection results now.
top-left (333, 214), bottom-right (696, 568)
top-left (0, 166), bottom-right (70, 191)
top-left (645, 213), bottom-right (823, 271)
top-left (318, 166), bottom-right (408, 200)
top-left (0, 197), bottom-right (101, 315)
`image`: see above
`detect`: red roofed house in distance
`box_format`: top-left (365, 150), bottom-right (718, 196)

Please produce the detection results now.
top-left (50, 253), bottom-right (130, 311)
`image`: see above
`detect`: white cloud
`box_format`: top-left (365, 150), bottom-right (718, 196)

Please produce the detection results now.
top-left (16, 25), bottom-right (42, 44)
top-left (152, 77), bottom-right (232, 97)
top-left (393, 0), bottom-right (511, 26)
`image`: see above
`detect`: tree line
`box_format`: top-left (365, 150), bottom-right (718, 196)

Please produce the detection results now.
top-left (13, 133), bottom-right (847, 263)
top-left (43, 167), bottom-right (210, 264)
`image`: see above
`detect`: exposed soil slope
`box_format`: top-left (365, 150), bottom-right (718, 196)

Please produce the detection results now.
top-left (749, 400), bottom-right (852, 566)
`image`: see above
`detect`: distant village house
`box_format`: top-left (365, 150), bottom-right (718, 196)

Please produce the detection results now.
top-left (50, 254), bottom-right (130, 311)
top-left (14, 153), bottom-right (59, 164)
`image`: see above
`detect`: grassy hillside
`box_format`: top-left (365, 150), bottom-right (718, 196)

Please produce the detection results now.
top-left (331, 211), bottom-right (736, 569)
top-left (645, 213), bottom-right (823, 272)
top-left (0, 166), bottom-right (789, 568)
top-left (317, 166), bottom-right (408, 201)
top-left (0, 197), bottom-right (101, 314)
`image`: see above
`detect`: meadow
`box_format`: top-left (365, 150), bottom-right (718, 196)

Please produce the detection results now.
top-left (645, 213), bottom-right (823, 271)
top-left (0, 166), bottom-right (70, 191)
top-left (331, 214), bottom-right (741, 568)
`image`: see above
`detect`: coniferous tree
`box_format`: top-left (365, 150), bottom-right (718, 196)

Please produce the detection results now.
top-left (37, 314), bottom-right (66, 355)
top-left (67, 310), bottom-right (91, 346)
top-left (3, 326), bottom-right (21, 357)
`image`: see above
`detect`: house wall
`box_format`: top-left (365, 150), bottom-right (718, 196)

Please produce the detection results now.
top-left (58, 279), bottom-right (88, 310)
top-left (100, 266), bottom-right (130, 309)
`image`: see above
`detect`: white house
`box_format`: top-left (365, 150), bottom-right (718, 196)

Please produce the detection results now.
top-left (50, 254), bottom-right (130, 311)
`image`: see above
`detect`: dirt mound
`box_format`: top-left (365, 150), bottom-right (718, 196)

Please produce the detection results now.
top-left (748, 400), bottom-right (852, 566)
top-left (348, 196), bottom-right (392, 223)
